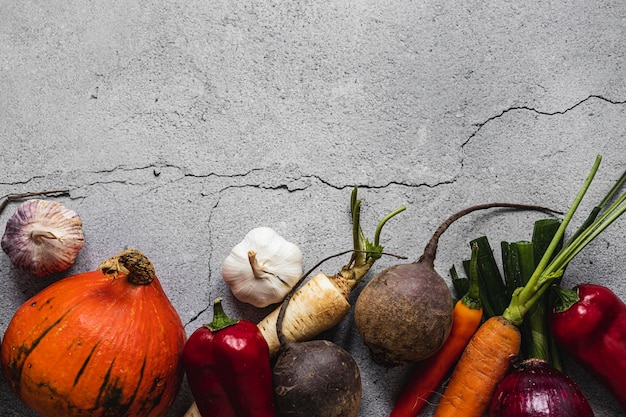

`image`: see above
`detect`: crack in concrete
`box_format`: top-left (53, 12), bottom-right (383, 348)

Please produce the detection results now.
top-left (185, 305), bottom-right (211, 328)
top-left (461, 94), bottom-right (626, 150)
top-left (191, 190), bottom-right (223, 328)
top-left (268, 175), bottom-right (455, 192)
top-left (0, 175), bottom-right (51, 188)
top-left (185, 167), bottom-right (265, 181)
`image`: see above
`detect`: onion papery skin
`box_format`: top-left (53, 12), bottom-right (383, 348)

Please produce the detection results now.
top-left (489, 358), bottom-right (594, 417)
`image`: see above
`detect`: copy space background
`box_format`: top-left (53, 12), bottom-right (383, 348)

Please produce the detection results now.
top-left (1, 1), bottom-right (625, 416)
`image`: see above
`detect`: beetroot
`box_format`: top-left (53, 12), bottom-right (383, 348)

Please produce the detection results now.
top-left (354, 202), bottom-right (560, 366)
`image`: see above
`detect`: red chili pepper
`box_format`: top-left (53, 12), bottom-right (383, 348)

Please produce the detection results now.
top-left (182, 297), bottom-right (277, 417)
top-left (549, 283), bottom-right (626, 412)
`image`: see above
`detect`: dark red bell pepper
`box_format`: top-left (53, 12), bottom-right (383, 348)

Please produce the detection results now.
top-left (549, 283), bottom-right (626, 412)
top-left (182, 297), bottom-right (277, 417)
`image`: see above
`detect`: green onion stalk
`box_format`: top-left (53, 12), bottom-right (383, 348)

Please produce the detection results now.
top-left (503, 156), bottom-right (626, 333)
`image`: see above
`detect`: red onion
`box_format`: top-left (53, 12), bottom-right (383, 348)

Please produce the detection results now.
top-left (489, 358), bottom-right (594, 417)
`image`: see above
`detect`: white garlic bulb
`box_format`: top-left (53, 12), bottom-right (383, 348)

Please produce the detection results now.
top-left (1, 199), bottom-right (85, 277)
top-left (222, 227), bottom-right (303, 308)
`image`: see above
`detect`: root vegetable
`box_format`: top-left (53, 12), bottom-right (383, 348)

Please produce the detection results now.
top-left (258, 271), bottom-right (352, 354)
top-left (354, 202), bottom-right (562, 367)
top-left (272, 263), bottom-right (362, 417)
top-left (434, 315), bottom-right (522, 417)
top-left (273, 339), bottom-right (362, 417)
top-left (390, 242), bottom-right (484, 417)
top-left (257, 186), bottom-right (405, 356)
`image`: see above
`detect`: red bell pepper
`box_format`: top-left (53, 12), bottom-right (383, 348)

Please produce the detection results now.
top-left (549, 283), bottom-right (626, 412)
top-left (182, 297), bottom-right (277, 417)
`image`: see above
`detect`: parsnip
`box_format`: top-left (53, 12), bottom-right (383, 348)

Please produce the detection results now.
top-left (258, 272), bottom-right (351, 355)
top-left (182, 187), bottom-right (404, 417)
top-left (258, 187), bottom-right (405, 356)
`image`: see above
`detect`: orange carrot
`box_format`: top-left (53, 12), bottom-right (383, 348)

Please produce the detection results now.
top-left (390, 243), bottom-right (483, 417)
top-left (433, 315), bottom-right (521, 417)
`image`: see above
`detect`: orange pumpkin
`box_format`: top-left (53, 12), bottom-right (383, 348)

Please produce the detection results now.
top-left (1, 248), bottom-right (186, 417)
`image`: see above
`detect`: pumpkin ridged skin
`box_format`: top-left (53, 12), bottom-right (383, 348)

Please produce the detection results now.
top-left (0, 249), bottom-right (186, 417)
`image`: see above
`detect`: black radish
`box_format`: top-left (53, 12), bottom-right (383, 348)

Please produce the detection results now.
top-left (354, 202), bottom-right (561, 367)
top-left (272, 260), bottom-right (362, 417)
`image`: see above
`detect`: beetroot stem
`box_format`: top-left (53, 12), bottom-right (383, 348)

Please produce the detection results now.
top-left (419, 203), bottom-right (563, 267)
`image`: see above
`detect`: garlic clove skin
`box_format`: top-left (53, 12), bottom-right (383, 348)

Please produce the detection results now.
top-left (1, 199), bottom-right (85, 278)
top-left (222, 227), bottom-right (303, 308)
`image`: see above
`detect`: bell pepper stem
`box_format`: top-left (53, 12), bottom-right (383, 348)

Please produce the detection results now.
top-left (552, 286), bottom-right (581, 313)
top-left (205, 298), bottom-right (239, 331)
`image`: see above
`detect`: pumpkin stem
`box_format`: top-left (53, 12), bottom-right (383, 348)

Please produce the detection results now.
top-left (98, 248), bottom-right (156, 285)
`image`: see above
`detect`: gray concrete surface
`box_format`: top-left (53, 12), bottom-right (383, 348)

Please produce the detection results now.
top-left (1, 1), bottom-right (625, 416)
